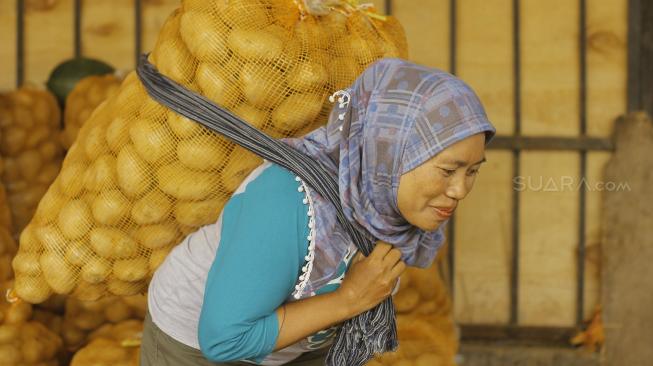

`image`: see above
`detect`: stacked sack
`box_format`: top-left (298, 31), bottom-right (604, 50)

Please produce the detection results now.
top-left (61, 294), bottom-right (147, 351)
top-left (0, 87), bottom-right (63, 236)
top-left (369, 261), bottom-right (458, 366)
top-left (70, 319), bottom-right (142, 366)
top-left (0, 157), bottom-right (16, 281)
top-left (0, 281), bottom-right (63, 365)
top-left (13, 0), bottom-right (408, 303)
top-left (62, 74), bottom-right (122, 149)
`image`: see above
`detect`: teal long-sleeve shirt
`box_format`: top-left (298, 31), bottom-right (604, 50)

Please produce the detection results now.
top-left (197, 163), bottom-right (311, 363)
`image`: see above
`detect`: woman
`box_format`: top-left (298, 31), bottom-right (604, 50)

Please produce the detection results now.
top-left (140, 58), bottom-right (496, 366)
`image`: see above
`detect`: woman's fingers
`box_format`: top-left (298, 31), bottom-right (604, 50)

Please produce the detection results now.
top-left (389, 260), bottom-right (406, 280)
top-left (369, 241), bottom-right (392, 260)
top-left (383, 248), bottom-right (402, 267)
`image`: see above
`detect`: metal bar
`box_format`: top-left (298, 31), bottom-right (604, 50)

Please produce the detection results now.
top-left (16, 0), bottom-right (25, 87)
top-left (135, 0), bottom-right (143, 67)
top-left (627, 0), bottom-right (642, 111)
top-left (576, 0), bottom-right (588, 326)
top-left (384, 0), bottom-right (392, 15)
top-left (509, 0), bottom-right (521, 326)
top-left (74, 0), bottom-right (82, 58)
top-left (445, 0), bottom-right (457, 299)
top-left (461, 324), bottom-right (578, 345)
top-left (641, 0), bottom-right (653, 115)
top-left (486, 136), bottom-right (614, 151)
top-left (449, 0), bottom-right (456, 75)
top-left (447, 215), bottom-right (455, 297)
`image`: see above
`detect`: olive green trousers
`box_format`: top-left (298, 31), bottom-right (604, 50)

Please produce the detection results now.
top-left (140, 313), bottom-right (327, 366)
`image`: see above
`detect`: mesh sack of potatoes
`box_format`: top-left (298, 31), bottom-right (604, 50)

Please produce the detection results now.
top-left (61, 294), bottom-right (146, 351)
top-left (0, 87), bottom-right (63, 236)
top-left (0, 281), bottom-right (34, 326)
top-left (13, 0), bottom-right (408, 303)
top-left (62, 74), bottom-right (122, 149)
top-left (0, 187), bottom-right (17, 282)
top-left (0, 319), bottom-right (63, 366)
top-left (369, 262), bottom-right (458, 366)
top-left (70, 319), bottom-right (142, 366)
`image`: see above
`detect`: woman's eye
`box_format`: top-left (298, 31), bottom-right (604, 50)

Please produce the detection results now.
top-left (440, 168), bottom-right (456, 177)
top-left (467, 169), bottom-right (480, 176)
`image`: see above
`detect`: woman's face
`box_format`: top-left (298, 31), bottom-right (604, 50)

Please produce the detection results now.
top-left (397, 133), bottom-right (487, 231)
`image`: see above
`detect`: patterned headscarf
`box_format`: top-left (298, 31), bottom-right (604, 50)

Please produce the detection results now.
top-left (283, 58), bottom-right (496, 296)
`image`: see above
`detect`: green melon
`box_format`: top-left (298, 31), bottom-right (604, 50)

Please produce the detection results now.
top-left (47, 58), bottom-right (115, 106)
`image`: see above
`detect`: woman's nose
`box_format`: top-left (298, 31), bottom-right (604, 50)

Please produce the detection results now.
top-left (445, 175), bottom-right (469, 200)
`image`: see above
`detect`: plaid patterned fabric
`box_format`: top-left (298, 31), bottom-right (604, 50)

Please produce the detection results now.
top-left (284, 58), bottom-right (496, 295)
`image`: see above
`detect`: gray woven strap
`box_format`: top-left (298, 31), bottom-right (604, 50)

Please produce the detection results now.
top-left (136, 55), bottom-right (398, 365)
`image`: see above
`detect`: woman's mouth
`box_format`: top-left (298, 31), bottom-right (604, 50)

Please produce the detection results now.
top-left (431, 206), bottom-right (454, 218)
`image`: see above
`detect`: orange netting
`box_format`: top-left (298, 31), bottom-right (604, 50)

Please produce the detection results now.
top-left (13, 0), bottom-right (408, 303)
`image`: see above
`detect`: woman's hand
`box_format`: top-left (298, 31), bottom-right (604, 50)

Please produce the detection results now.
top-left (336, 241), bottom-right (406, 317)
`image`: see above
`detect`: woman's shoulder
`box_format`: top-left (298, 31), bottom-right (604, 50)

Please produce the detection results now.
top-left (231, 161), bottom-right (303, 203)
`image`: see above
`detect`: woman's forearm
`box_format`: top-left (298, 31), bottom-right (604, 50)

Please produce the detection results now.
top-left (272, 290), bottom-right (357, 351)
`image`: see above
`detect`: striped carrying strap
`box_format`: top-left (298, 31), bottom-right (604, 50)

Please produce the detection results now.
top-left (136, 55), bottom-right (398, 366)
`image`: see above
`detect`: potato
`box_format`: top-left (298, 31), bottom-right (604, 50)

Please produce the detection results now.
top-left (228, 29), bottom-right (283, 61)
top-left (174, 198), bottom-right (226, 227)
top-left (58, 162), bottom-right (88, 197)
top-left (35, 225), bottom-right (67, 253)
top-left (113, 259), bottom-right (149, 282)
top-left (84, 124), bottom-right (110, 160)
top-left (0, 344), bottom-right (21, 363)
top-left (177, 135), bottom-right (229, 171)
top-left (167, 111), bottom-right (203, 138)
top-left (149, 248), bottom-right (172, 272)
top-left (40, 252), bottom-right (76, 294)
top-left (239, 63), bottom-right (287, 109)
top-left (0, 324), bottom-right (20, 343)
top-left (180, 11), bottom-right (230, 63)
top-left (81, 258), bottom-right (111, 284)
top-left (17, 149), bottom-right (42, 180)
top-left (25, 125), bottom-right (49, 149)
top-left (3, 301), bottom-right (32, 324)
top-left (129, 118), bottom-right (176, 164)
top-left (154, 38), bottom-right (197, 84)
top-left (394, 288), bottom-right (421, 313)
top-left (65, 241), bottom-right (93, 267)
top-left (89, 228), bottom-right (139, 259)
top-left (220, 150), bottom-right (263, 193)
top-left (36, 189), bottom-right (65, 223)
top-left (133, 223), bottom-right (179, 250)
top-left (84, 154), bottom-right (118, 191)
top-left (116, 144), bottom-right (154, 197)
top-left (39, 140), bottom-right (60, 161)
top-left (131, 190), bottom-right (172, 225)
top-left (233, 103), bottom-right (270, 130)
top-left (72, 282), bottom-right (106, 302)
top-left (157, 162), bottom-right (219, 200)
top-left (14, 274), bottom-right (52, 304)
top-left (36, 162), bottom-right (60, 184)
top-left (327, 57), bottom-right (360, 90)
top-left (108, 278), bottom-right (144, 296)
top-left (287, 61), bottom-right (328, 92)
top-left (12, 252), bottom-right (41, 276)
top-left (271, 93), bottom-right (324, 132)
top-left (57, 199), bottom-right (93, 240)
top-left (103, 300), bottom-right (132, 323)
top-left (17, 225), bottom-right (41, 252)
top-left (195, 62), bottom-right (240, 109)
top-left (415, 353), bottom-right (444, 366)
top-left (106, 117), bottom-right (130, 153)
top-left (219, 0), bottom-right (270, 29)
top-left (1, 127), bottom-right (26, 155)
top-left (92, 190), bottom-right (131, 225)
